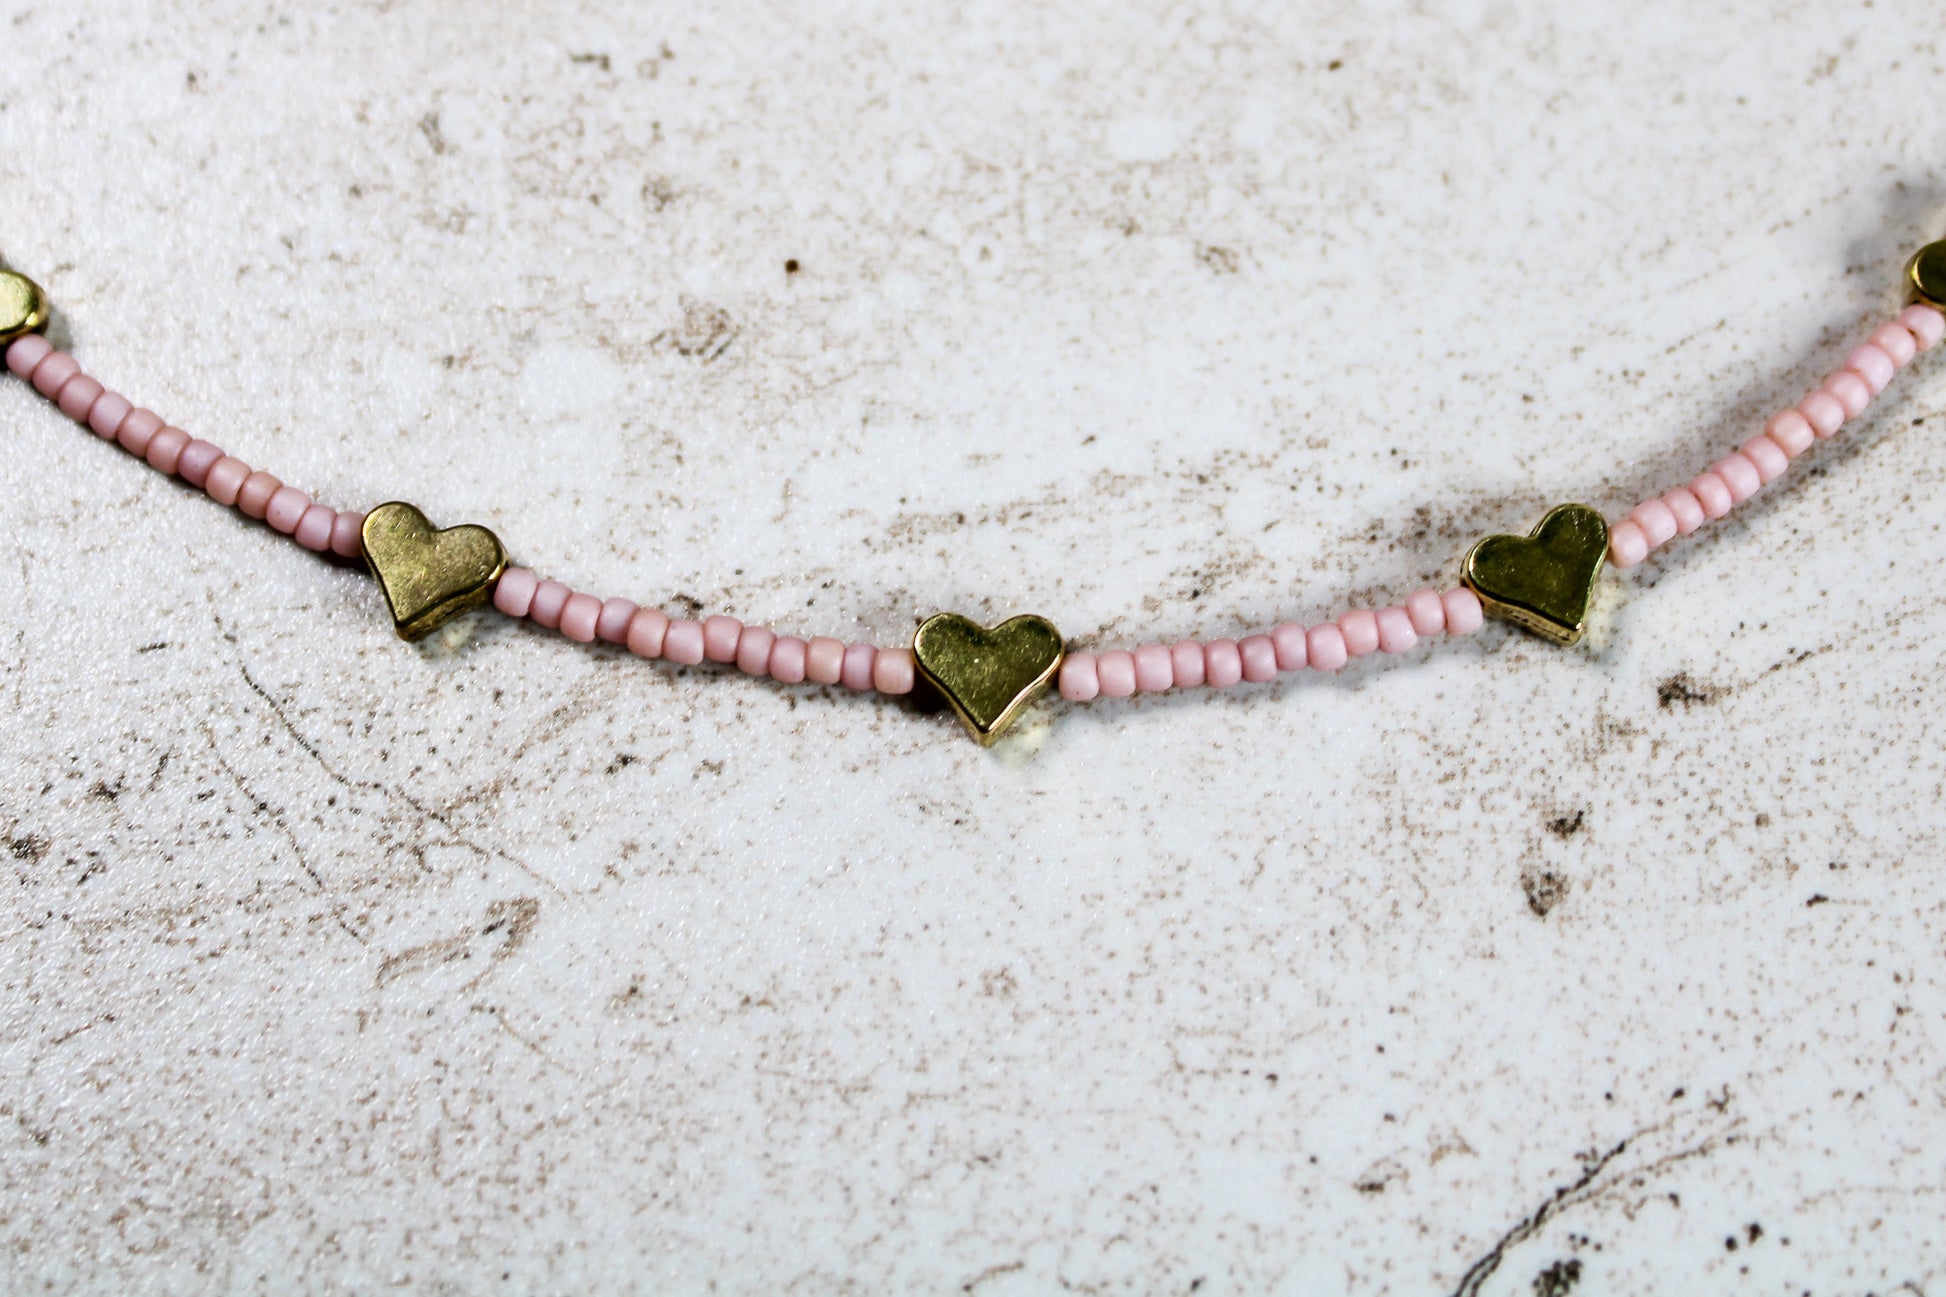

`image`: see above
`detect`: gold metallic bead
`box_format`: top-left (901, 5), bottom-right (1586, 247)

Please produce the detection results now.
top-left (360, 501), bottom-right (508, 641)
top-left (1461, 503), bottom-right (1608, 646)
top-left (912, 612), bottom-right (1064, 745)
top-left (1905, 240), bottom-right (1946, 310)
top-left (0, 270), bottom-right (50, 346)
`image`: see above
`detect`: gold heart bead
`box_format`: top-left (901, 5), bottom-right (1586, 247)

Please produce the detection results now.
top-left (912, 612), bottom-right (1065, 745)
top-left (1905, 239), bottom-right (1946, 309)
top-left (1461, 503), bottom-right (1609, 646)
top-left (360, 501), bottom-right (508, 641)
top-left (0, 270), bottom-right (50, 345)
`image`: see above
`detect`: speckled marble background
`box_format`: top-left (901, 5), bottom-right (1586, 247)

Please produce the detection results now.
top-left (3, 2), bottom-right (1945, 1293)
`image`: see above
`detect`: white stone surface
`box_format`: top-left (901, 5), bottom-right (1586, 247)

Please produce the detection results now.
top-left (3, 2), bottom-right (1945, 1293)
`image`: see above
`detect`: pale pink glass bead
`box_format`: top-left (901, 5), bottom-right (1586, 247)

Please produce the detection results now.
top-left (528, 580), bottom-right (572, 630)
top-left (841, 643), bottom-right (877, 690)
top-left (1763, 410), bottom-right (1815, 458)
top-left (87, 391), bottom-right (131, 440)
top-left (1338, 609), bottom-right (1379, 657)
top-left (626, 607), bottom-right (670, 658)
top-left (1711, 453), bottom-right (1762, 503)
top-left (1662, 487), bottom-right (1705, 536)
top-left (1869, 322), bottom-right (1918, 368)
top-left (1898, 304), bottom-right (1945, 351)
top-left (806, 636), bottom-right (846, 685)
top-left (237, 471), bottom-right (282, 520)
top-left (1133, 644), bottom-right (1174, 693)
top-left (596, 598), bottom-right (637, 643)
top-left (329, 510), bottom-right (365, 559)
top-left (1798, 390), bottom-right (1845, 438)
top-left (1845, 344), bottom-right (1896, 395)
top-left (1271, 622), bottom-right (1309, 670)
top-left (1171, 640), bottom-right (1207, 688)
top-left (1096, 649), bottom-right (1137, 698)
top-left (175, 439), bottom-right (224, 488)
top-left (701, 615), bottom-right (742, 663)
top-left (1607, 518), bottom-right (1649, 569)
top-left (1689, 472), bottom-right (1733, 520)
top-left (145, 427), bottom-right (192, 476)
top-left (1235, 634), bottom-right (1275, 681)
top-left (1740, 435), bottom-right (1788, 484)
top-left (29, 351), bottom-right (79, 399)
top-left (5, 334), bottom-right (51, 377)
top-left (1629, 498), bottom-right (1678, 549)
top-left (117, 408), bottom-right (164, 457)
top-left (768, 635), bottom-right (809, 683)
top-left (204, 456), bottom-right (250, 506)
top-left (1306, 623), bottom-right (1349, 671)
top-left (1059, 652), bottom-right (1101, 702)
top-left (494, 567), bottom-right (539, 618)
top-left (1441, 588), bottom-right (1484, 635)
top-left (1374, 607), bottom-right (1417, 655)
top-left (293, 503), bottom-right (336, 552)
top-left (57, 375), bottom-right (102, 422)
top-left (872, 647), bottom-right (915, 695)
top-left (1404, 590), bottom-right (1445, 637)
top-left (735, 626), bottom-right (776, 676)
top-left (1822, 370), bottom-right (1870, 419)
top-left (560, 593), bottom-right (602, 643)
top-left (1204, 639), bottom-right (1243, 688)
top-left (264, 484), bottom-right (311, 533)
top-left (663, 618), bottom-right (706, 665)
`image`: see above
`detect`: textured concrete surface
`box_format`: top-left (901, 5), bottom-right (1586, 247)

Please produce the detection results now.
top-left (3, 2), bottom-right (1945, 1293)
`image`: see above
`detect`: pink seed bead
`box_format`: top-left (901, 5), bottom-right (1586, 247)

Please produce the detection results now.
top-left (145, 426), bottom-right (192, 476)
top-left (1662, 487), bottom-right (1705, 536)
top-left (626, 607), bottom-right (670, 658)
top-left (806, 636), bottom-right (846, 685)
top-left (56, 375), bottom-right (102, 422)
top-left (528, 580), bottom-right (572, 630)
top-left (1441, 588), bottom-right (1484, 635)
top-left (663, 618), bottom-right (706, 665)
top-left (1845, 344), bottom-right (1896, 395)
top-left (841, 643), bottom-right (877, 690)
top-left (1690, 472), bottom-right (1733, 519)
top-left (1306, 623), bottom-right (1349, 671)
top-left (1271, 621), bottom-right (1310, 670)
top-left (768, 635), bottom-right (809, 683)
top-left (1608, 518), bottom-right (1649, 569)
top-left (175, 439), bottom-right (224, 488)
top-left (293, 503), bottom-right (336, 552)
top-left (1338, 609), bottom-right (1380, 657)
top-left (5, 334), bottom-right (52, 377)
top-left (560, 593), bottom-right (602, 643)
top-left (1205, 639), bottom-right (1243, 688)
top-left (1740, 435), bottom-right (1788, 484)
top-left (872, 646), bottom-right (915, 695)
top-left (204, 456), bottom-right (250, 506)
top-left (87, 391), bottom-right (132, 440)
top-left (1711, 452), bottom-right (1762, 503)
top-left (1798, 390), bottom-right (1845, 438)
top-left (1629, 497), bottom-right (1678, 549)
top-left (264, 484), bottom-right (311, 533)
top-left (1133, 643), bottom-right (1174, 693)
top-left (494, 567), bottom-right (539, 617)
top-left (701, 615), bottom-right (742, 663)
top-left (1374, 607), bottom-right (1418, 655)
top-left (1171, 640), bottom-right (1207, 688)
top-left (330, 510), bottom-right (365, 559)
top-left (29, 351), bottom-right (79, 398)
top-left (596, 597), bottom-right (637, 643)
top-left (237, 471), bottom-right (282, 520)
top-left (1821, 370), bottom-right (1870, 418)
top-left (1870, 322), bottom-right (1918, 368)
top-left (117, 408), bottom-right (164, 456)
top-left (1404, 590), bottom-right (1445, 637)
top-left (1898, 304), bottom-right (1945, 351)
top-left (1762, 410), bottom-right (1815, 459)
top-left (1058, 652), bottom-right (1100, 702)
top-left (1239, 634), bottom-right (1279, 681)
top-left (1096, 649), bottom-right (1137, 698)
top-left (735, 625), bottom-right (777, 675)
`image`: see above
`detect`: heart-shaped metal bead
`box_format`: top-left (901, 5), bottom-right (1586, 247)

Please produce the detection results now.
top-left (912, 612), bottom-right (1065, 745)
top-left (0, 270), bottom-right (49, 346)
top-left (1461, 503), bottom-right (1609, 646)
top-left (360, 501), bottom-right (508, 641)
